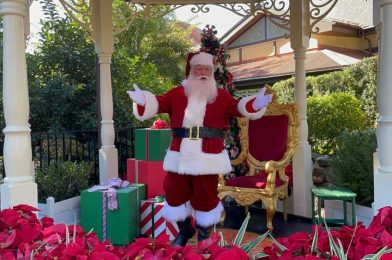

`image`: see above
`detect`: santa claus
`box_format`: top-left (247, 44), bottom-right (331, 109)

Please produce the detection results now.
top-left (128, 51), bottom-right (272, 246)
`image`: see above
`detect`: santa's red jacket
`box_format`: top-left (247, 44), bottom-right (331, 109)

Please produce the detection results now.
top-left (133, 85), bottom-right (266, 176)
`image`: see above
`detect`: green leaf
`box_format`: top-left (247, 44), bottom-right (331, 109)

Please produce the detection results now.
top-left (310, 225), bottom-right (319, 254)
top-left (251, 252), bottom-right (269, 259)
top-left (268, 233), bottom-right (287, 251)
top-left (240, 230), bottom-right (270, 253)
top-left (232, 212), bottom-right (251, 246)
top-left (362, 246), bottom-right (388, 260)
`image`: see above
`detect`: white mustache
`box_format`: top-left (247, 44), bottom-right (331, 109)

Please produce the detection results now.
top-left (196, 75), bottom-right (209, 80)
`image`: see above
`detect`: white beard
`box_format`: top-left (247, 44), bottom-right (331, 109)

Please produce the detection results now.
top-left (183, 74), bottom-right (218, 104)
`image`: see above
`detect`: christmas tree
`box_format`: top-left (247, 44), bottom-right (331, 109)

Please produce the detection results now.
top-left (199, 25), bottom-right (248, 180)
top-left (199, 25), bottom-right (235, 95)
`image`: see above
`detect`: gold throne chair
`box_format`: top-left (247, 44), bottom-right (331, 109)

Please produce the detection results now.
top-left (218, 89), bottom-right (299, 230)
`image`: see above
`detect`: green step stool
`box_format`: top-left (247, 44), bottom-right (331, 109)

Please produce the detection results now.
top-left (311, 186), bottom-right (357, 226)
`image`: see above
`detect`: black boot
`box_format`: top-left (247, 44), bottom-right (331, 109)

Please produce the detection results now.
top-left (196, 224), bottom-right (212, 242)
top-left (171, 217), bottom-right (196, 246)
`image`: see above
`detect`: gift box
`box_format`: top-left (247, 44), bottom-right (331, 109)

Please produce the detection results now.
top-left (135, 128), bottom-right (171, 161)
top-left (140, 198), bottom-right (179, 240)
top-left (126, 158), bottom-right (166, 198)
top-left (80, 185), bottom-right (142, 245)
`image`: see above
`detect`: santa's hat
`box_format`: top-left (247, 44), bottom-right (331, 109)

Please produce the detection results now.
top-left (185, 51), bottom-right (214, 78)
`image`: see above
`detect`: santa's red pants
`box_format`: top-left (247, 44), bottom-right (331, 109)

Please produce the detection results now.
top-left (163, 171), bottom-right (223, 227)
top-left (164, 171), bottom-right (220, 211)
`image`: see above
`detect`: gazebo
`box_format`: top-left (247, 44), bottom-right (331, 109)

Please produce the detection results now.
top-left (0, 0), bottom-right (390, 220)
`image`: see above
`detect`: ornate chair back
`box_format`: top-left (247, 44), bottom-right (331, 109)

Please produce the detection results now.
top-left (218, 88), bottom-right (299, 230)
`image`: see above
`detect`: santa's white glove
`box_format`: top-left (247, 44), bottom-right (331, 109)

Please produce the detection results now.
top-left (127, 84), bottom-right (145, 106)
top-left (252, 87), bottom-right (273, 110)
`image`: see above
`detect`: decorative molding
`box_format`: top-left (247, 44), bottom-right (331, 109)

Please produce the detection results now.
top-left (309, 0), bottom-right (339, 33)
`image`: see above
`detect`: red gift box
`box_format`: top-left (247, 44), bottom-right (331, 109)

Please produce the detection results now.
top-left (126, 158), bottom-right (166, 198)
top-left (140, 199), bottom-right (179, 240)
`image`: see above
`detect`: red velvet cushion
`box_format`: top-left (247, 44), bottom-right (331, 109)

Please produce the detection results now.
top-left (225, 165), bottom-right (293, 188)
top-left (248, 115), bottom-right (288, 162)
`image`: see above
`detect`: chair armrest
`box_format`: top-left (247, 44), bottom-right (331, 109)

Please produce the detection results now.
top-left (219, 175), bottom-right (225, 186)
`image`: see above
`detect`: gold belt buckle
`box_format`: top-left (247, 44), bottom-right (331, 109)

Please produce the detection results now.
top-left (189, 126), bottom-right (200, 140)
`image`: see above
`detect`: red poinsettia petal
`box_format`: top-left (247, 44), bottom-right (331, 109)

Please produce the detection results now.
top-left (19, 222), bottom-right (42, 243)
top-left (380, 229), bottom-right (392, 247)
top-left (156, 233), bottom-right (170, 245)
top-left (41, 223), bottom-right (67, 239)
top-left (41, 217), bottom-right (54, 228)
top-left (64, 242), bottom-right (85, 256)
top-left (16, 242), bottom-right (33, 259)
top-left (0, 209), bottom-right (20, 228)
top-left (13, 204), bottom-right (39, 213)
top-left (0, 249), bottom-right (16, 260)
top-left (0, 229), bottom-right (16, 249)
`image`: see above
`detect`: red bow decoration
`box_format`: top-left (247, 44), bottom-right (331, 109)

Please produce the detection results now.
top-left (151, 119), bottom-right (168, 129)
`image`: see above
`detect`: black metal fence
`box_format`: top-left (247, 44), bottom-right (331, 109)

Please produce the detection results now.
top-left (0, 128), bottom-right (136, 183)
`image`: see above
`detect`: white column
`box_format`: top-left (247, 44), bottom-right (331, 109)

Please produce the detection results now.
top-left (91, 0), bottom-right (118, 183)
top-left (374, 0), bottom-right (392, 213)
top-left (290, 0), bottom-right (313, 218)
top-left (0, 0), bottom-right (37, 209)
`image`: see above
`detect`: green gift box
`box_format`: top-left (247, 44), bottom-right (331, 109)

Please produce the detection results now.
top-left (135, 128), bottom-right (171, 161)
top-left (80, 185), bottom-right (145, 245)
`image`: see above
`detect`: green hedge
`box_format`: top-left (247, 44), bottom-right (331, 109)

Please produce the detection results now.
top-left (330, 129), bottom-right (377, 207)
top-left (36, 161), bottom-right (92, 203)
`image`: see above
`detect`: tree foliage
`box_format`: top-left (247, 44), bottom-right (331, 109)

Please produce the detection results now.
top-left (27, 15), bottom-right (96, 132)
top-left (308, 93), bottom-right (368, 154)
top-left (24, 2), bottom-right (192, 132)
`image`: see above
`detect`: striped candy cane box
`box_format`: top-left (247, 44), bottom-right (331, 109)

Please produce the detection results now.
top-left (140, 198), bottom-right (179, 240)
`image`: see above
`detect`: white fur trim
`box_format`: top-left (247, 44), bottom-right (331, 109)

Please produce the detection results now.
top-left (189, 52), bottom-right (214, 67)
top-left (163, 201), bottom-right (193, 222)
top-left (183, 96), bottom-right (206, 127)
top-left (163, 145), bottom-right (232, 175)
top-left (132, 91), bottom-right (158, 121)
top-left (194, 201), bottom-right (224, 227)
top-left (237, 95), bottom-right (267, 120)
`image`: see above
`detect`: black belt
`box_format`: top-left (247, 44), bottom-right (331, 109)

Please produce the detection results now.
top-left (172, 127), bottom-right (225, 140)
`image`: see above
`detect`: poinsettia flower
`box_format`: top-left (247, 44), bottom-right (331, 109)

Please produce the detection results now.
top-left (90, 251), bottom-right (121, 260)
top-left (0, 249), bottom-right (16, 260)
top-left (277, 232), bottom-right (311, 254)
top-left (379, 229), bottom-right (392, 248)
top-left (354, 235), bottom-right (383, 259)
top-left (86, 232), bottom-right (100, 249)
top-left (40, 223), bottom-right (67, 239)
top-left (13, 204), bottom-right (39, 213)
top-left (48, 242), bottom-right (66, 258)
top-left (197, 231), bottom-right (221, 252)
top-left (0, 209), bottom-right (20, 228)
top-left (210, 244), bottom-right (248, 260)
top-left (0, 229), bottom-right (16, 249)
top-left (16, 242), bottom-right (33, 259)
top-left (41, 217), bottom-right (54, 228)
top-left (64, 242), bottom-right (86, 256)
top-left (369, 206), bottom-right (392, 235)
top-left (18, 221), bottom-right (42, 243)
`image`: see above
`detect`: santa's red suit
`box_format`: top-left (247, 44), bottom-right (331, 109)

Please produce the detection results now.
top-left (132, 52), bottom-right (266, 228)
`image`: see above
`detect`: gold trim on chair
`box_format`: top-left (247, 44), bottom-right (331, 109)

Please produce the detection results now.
top-left (218, 88), bottom-right (299, 230)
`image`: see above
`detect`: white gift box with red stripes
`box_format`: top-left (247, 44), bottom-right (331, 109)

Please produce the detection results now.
top-left (140, 199), bottom-right (179, 240)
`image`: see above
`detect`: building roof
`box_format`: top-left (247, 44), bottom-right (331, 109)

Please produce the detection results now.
top-left (323, 0), bottom-right (374, 29)
top-left (220, 0), bottom-right (374, 43)
top-left (228, 49), bottom-right (366, 82)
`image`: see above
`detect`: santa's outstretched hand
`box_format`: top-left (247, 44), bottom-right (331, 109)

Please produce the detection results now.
top-left (252, 87), bottom-right (273, 110)
top-left (127, 84), bottom-right (146, 106)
